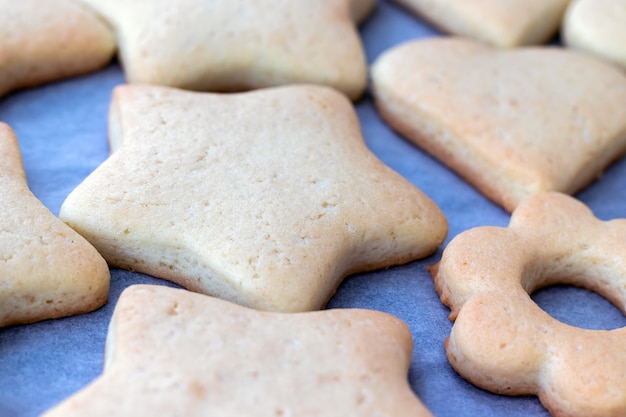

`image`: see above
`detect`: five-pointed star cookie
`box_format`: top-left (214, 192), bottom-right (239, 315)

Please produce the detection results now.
top-left (0, 123), bottom-right (110, 327)
top-left (371, 37), bottom-right (626, 212)
top-left (43, 284), bottom-right (435, 417)
top-left (74, 0), bottom-right (374, 100)
top-left (59, 84), bottom-right (447, 313)
top-left (0, 0), bottom-right (115, 98)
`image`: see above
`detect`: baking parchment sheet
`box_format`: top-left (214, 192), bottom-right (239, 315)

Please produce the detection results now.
top-left (1, 2), bottom-right (625, 416)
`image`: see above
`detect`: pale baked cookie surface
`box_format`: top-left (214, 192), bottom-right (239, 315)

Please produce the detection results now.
top-left (75, 0), bottom-right (373, 100)
top-left (59, 84), bottom-right (447, 313)
top-left (43, 285), bottom-right (433, 416)
top-left (0, 0), bottom-right (115, 98)
top-left (431, 192), bottom-right (626, 417)
top-left (0, 123), bottom-right (110, 327)
top-left (563, 0), bottom-right (626, 71)
top-left (391, 0), bottom-right (569, 48)
top-left (371, 37), bottom-right (626, 212)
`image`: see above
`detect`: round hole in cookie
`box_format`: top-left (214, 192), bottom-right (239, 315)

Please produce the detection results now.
top-left (532, 285), bottom-right (626, 330)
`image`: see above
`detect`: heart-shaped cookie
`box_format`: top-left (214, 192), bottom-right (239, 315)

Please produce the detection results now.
top-left (371, 37), bottom-right (626, 212)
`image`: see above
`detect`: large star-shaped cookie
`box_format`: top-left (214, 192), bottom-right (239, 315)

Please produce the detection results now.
top-left (0, 0), bottom-right (114, 97)
top-left (43, 285), bottom-right (434, 416)
top-left (371, 37), bottom-right (626, 212)
top-left (0, 123), bottom-right (110, 327)
top-left (75, 0), bottom-right (374, 100)
top-left (59, 84), bottom-right (447, 312)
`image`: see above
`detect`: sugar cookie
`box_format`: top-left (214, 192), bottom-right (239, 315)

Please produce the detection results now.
top-left (391, 0), bottom-right (570, 48)
top-left (0, 123), bottom-right (110, 327)
top-left (431, 192), bottom-right (626, 417)
top-left (371, 37), bottom-right (626, 212)
top-left (563, 0), bottom-right (626, 71)
top-left (59, 84), bottom-right (447, 313)
top-left (42, 284), bottom-right (434, 417)
top-left (0, 0), bottom-right (115, 98)
top-left (75, 0), bottom-right (374, 100)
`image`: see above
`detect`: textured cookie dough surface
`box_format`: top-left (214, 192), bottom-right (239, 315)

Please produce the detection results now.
top-left (391, 0), bottom-right (570, 48)
top-left (75, 0), bottom-right (374, 100)
top-left (563, 0), bottom-right (626, 71)
top-left (43, 285), bottom-right (435, 417)
top-left (371, 37), bottom-right (626, 212)
top-left (0, 0), bottom-right (115, 98)
top-left (59, 84), bottom-right (447, 313)
top-left (0, 123), bottom-right (110, 327)
top-left (431, 192), bottom-right (626, 417)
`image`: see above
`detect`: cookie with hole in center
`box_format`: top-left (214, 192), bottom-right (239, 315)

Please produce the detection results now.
top-left (431, 192), bottom-right (626, 417)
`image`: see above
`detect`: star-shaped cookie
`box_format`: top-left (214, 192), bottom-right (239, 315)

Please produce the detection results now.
top-left (75, 0), bottom-right (374, 100)
top-left (371, 37), bottom-right (626, 212)
top-left (0, 123), bottom-right (110, 327)
top-left (0, 0), bottom-right (115, 97)
top-left (43, 285), bottom-right (434, 417)
top-left (59, 84), bottom-right (447, 312)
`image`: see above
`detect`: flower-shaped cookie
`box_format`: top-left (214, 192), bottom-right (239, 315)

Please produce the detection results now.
top-left (43, 284), bottom-right (434, 417)
top-left (75, 0), bottom-right (374, 100)
top-left (431, 192), bottom-right (626, 417)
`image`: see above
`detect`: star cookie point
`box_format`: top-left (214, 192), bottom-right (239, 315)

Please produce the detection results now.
top-left (0, 123), bottom-right (110, 327)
